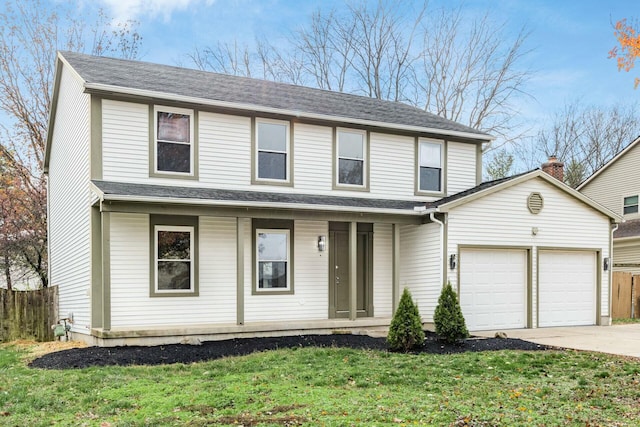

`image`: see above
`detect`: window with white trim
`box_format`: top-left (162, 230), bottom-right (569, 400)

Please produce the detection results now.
top-left (154, 225), bottom-right (194, 293)
top-left (256, 119), bottom-right (290, 181)
top-left (418, 140), bottom-right (443, 193)
top-left (337, 129), bottom-right (366, 187)
top-left (256, 229), bottom-right (290, 291)
top-left (624, 195), bottom-right (639, 215)
top-left (154, 106), bottom-right (194, 175)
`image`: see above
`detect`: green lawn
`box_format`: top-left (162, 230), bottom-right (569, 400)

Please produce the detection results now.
top-left (1, 343), bottom-right (639, 426)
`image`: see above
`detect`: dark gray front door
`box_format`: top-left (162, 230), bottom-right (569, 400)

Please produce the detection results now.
top-left (329, 223), bottom-right (373, 318)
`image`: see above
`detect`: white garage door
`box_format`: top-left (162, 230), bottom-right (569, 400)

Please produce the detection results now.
top-left (459, 249), bottom-right (527, 331)
top-left (538, 250), bottom-right (596, 327)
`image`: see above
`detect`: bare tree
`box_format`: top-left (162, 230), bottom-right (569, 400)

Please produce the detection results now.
top-left (484, 148), bottom-right (514, 181)
top-left (519, 101), bottom-right (640, 187)
top-left (0, 0), bottom-right (142, 288)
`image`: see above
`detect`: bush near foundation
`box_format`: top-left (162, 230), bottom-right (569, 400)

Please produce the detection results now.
top-left (387, 288), bottom-right (425, 352)
top-left (434, 281), bottom-right (469, 343)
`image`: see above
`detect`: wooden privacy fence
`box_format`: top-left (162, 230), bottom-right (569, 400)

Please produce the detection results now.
top-left (0, 286), bottom-right (58, 342)
top-left (612, 272), bottom-right (640, 319)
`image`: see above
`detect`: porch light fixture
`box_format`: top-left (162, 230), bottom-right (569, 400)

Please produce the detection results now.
top-left (604, 257), bottom-right (609, 271)
top-left (449, 254), bottom-right (457, 270)
top-left (317, 235), bottom-right (326, 252)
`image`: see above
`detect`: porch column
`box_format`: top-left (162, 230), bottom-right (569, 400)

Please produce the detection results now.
top-left (349, 221), bottom-right (357, 320)
top-left (392, 223), bottom-right (400, 313)
top-left (101, 211), bottom-right (111, 331)
top-left (236, 217), bottom-right (245, 325)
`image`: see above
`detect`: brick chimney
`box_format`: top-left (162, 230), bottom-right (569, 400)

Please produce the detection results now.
top-left (541, 155), bottom-right (564, 182)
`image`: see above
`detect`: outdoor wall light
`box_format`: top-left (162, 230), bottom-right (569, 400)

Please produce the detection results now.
top-left (604, 257), bottom-right (609, 271)
top-left (449, 254), bottom-right (457, 270)
top-left (317, 235), bottom-right (326, 252)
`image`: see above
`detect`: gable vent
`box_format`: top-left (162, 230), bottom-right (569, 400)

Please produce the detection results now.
top-left (527, 192), bottom-right (544, 214)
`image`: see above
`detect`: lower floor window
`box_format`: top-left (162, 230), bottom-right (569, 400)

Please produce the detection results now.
top-left (150, 215), bottom-right (199, 297)
top-left (257, 229), bottom-right (290, 291)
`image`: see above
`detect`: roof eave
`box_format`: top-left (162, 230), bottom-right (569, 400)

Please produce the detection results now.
top-left (83, 82), bottom-right (495, 142)
top-left (100, 193), bottom-right (425, 216)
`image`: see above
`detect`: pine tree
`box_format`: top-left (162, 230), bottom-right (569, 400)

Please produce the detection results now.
top-left (434, 282), bottom-right (469, 343)
top-left (387, 288), bottom-right (425, 352)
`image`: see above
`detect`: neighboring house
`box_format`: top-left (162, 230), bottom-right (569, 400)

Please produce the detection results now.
top-left (45, 51), bottom-right (619, 346)
top-left (579, 136), bottom-right (640, 274)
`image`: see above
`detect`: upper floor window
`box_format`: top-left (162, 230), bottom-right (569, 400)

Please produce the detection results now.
top-left (418, 139), bottom-right (443, 193)
top-left (624, 195), bottom-right (638, 215)
top-left (256, 119), bottom-right (290, 182)
top-left (154, 106), bottom-right (194, 175)
top-left (337, 128), bottom-right (367, 187)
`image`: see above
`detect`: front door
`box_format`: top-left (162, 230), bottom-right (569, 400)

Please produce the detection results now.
top-left (329, 223), bottom-right (373, 318)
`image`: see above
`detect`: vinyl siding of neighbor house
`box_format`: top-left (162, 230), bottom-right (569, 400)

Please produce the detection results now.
top-left (399, 222), bottom-right (442, 321)
top-left (109, 213), bottom-right (237, 327)
top-left (447, 142), bottom-right (478, 194)
top-left (446, 178), bottom-right (611, 326)
top-left (373, 223), bottom-right (393, 318)
top-left (613, 240), bottom-right (640, 274)
top-left (244, 219), bottom-right (329, 323)
top-left (100, 99), bottom-right (477, 201)
top-left (580, 142), bottom-right (640, 220)
top-left (48, 64), bottom-right (91, 333)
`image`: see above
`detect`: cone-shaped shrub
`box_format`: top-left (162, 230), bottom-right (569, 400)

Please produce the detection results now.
top-left (434, 281), bottom-right (469, 343)
top-left (387, 288), bottom-right (425, 352)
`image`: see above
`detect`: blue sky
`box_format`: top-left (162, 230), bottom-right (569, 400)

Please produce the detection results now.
top-left (77, 0), bottom-right (637, 137)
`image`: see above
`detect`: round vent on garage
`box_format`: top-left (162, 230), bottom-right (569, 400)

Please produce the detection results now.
top-left (527, 192), bottom-right (544, 214)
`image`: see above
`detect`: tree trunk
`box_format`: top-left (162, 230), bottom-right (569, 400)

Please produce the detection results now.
top-left (4, 252), bottom-right (12, 291)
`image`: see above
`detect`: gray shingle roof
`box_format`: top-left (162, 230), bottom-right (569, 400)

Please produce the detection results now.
top-left (614, 218), bottom-right (640, 239)
top-left (92, 180), bottom-right (424, 212)
top-left (60, 51), bottom-right (490, 139)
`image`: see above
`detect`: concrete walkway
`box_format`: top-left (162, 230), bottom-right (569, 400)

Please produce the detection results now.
top-left (474, 324), bottom-right (640, 358)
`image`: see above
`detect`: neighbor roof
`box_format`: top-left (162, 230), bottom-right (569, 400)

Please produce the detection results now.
top-left (614, 218), bottom-right (640, 239)
top-left (57, 51), bottom-right (491, 140)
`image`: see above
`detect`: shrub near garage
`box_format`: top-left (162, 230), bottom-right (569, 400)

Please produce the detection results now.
top-left (434, 281), bottom-right (469, 343)
top-left (387, 288), bottom-right (425, 352)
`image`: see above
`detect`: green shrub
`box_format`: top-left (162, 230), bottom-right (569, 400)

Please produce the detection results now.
top-left (433, 281), bottom-right (469, 343)
top-left (387, 288), bottom-right (425, 352)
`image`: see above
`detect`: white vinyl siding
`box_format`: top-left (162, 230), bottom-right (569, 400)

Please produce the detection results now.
top-left (370, 133), bottom-right (415, 198)
top-left (447, 141), bottom-right (478, 194)
top-left (373, 224), bottom-right (393, 318)
top-left (244, 220), bottom-right (328, 322)
top-left (109, 213), bottom-right (236, 327)
top-left (580, 142), bottom-right (640, 219)
top-left (102, 99), bottom-right (149, 181)
top-left (399, 222), bottom-right (441, 322)
top-left (447, 177), bottom-right (611, 326)
top-left (48, 64), bottom-right (91, 333)
top-left (612, 241), bottom-right (640, 274)
top-left (199, 112), bottom-right (251, 188)
top-left (294, 123), bottom-right (333, 191)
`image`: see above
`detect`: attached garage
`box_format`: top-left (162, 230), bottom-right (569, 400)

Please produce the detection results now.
top-left (538, 250), bottom-right (597, 327)
top-left (459, 248), bottom-right (528, 331)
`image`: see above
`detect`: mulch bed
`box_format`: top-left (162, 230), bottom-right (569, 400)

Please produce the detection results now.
top-left (29, 331), bottom-right (550, 370)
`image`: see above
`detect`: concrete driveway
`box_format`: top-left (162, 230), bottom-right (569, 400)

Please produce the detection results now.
top-left (474, 324), bottom-right (640, 358)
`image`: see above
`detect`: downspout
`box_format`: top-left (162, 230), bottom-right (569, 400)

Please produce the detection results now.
top-left (429, 212), bottom-right (445, 288)
top-left (610, 222), bottom-right (619, 321)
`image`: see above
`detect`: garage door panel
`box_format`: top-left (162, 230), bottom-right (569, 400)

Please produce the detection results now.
top-left (539, 251), bottom-right (596, 327)
top-left (460, 249), bottom-right (527, 331)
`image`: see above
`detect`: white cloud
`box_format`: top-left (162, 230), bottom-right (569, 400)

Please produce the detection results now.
top-left (97, 0), bottom-right (215, 23)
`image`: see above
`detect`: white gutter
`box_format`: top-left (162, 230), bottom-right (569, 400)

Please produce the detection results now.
top-left (429, 211), bottom-right (445, 287)
top-left (100, 193), bottom-right (425, 216)
top-left (83, 82), bottom-right (495, 142)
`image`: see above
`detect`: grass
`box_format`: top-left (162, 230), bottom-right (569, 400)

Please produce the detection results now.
top-left (613, 317), bottom-right (640, 324)
top-left (1, 343), bottom-right (640, 426)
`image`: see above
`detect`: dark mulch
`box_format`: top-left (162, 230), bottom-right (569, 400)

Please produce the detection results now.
top-left (29, 331), bottom-right (550, 370)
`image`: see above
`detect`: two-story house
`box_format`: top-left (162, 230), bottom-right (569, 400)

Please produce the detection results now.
top-left (579, 136), bottom-right (640, 274)
top-left (45, 51), bottom-right (619, 346)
